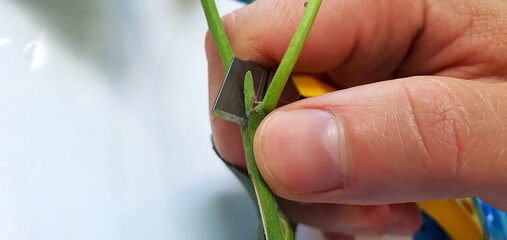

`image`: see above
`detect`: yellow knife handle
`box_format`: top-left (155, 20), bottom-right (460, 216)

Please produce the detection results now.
top-left (418, 199), bottom-right (483, 240)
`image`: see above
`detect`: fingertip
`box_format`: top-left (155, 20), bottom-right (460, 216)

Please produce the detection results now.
top-left (211, 117), bottom-right (246, 169)
top-left (254, 109), bottom-right (346, 195)
top-left (204, 29), bottom-right (219, 64)
top-left (388, 203), bottom-right (422, 235)
top-left (277, 199), bottom-right (391, 237)
top-left (353, 204), bottom-right (391, 236)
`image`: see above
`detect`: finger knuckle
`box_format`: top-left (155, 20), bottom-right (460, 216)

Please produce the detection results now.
top-left (401, 78), bottom-right (469, 181)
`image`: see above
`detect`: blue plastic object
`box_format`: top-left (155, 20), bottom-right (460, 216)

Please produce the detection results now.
top-left (474, 198), bottom-right (507, 240)
top-left (414, 211), bottom-right (449, 240)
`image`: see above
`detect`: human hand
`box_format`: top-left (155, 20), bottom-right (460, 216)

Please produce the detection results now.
top-left (207, 0), bottom-right (507, 238)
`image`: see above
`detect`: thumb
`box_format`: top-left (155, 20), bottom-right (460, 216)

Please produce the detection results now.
top-left (254, 77), bottom-right (507, 210)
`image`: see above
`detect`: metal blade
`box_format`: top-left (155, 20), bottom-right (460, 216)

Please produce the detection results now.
top-left (212, 57), bottom-right (270, 125)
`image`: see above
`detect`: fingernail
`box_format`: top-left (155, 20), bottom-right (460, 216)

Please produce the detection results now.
top-left (256, 109), bottom-right (346, 193)
top-left (388, 222), bottom-right (414, 236)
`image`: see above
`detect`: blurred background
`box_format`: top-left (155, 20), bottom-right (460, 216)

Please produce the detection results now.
top-left (0, 0), bottom-right (407, 239)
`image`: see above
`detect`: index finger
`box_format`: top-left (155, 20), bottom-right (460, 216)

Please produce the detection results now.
top-left (207, 0), bottom-right (425, 166)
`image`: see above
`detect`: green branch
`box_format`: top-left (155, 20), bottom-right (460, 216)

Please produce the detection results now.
top-left (260, 0), bottom-right (322, 113)
top-left (201, 0), bottom-right (234, 70)
top-left (202, 0), bottom-right (322, 239)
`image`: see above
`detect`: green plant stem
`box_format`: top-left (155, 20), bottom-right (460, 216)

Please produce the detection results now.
top-left (243, 71), bottom-right (287, 239)
top-left (260, 0), bottom-right (322, 113)
top-left (240, 120), bottom-right (285, 239)
top-left (202, 0), bottom-right (322, 239)
top-left (201, 0), bottom-right (234, 70)
top-left (242, 110), bottom-right (295, 240)
top-left (243, 1), bottom-right (323, 237)
top-left (201, 0), bottom-right (286, 238)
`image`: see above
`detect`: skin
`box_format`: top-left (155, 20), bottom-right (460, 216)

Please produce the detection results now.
top-left (206, 0), bottom-right (507, 239)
